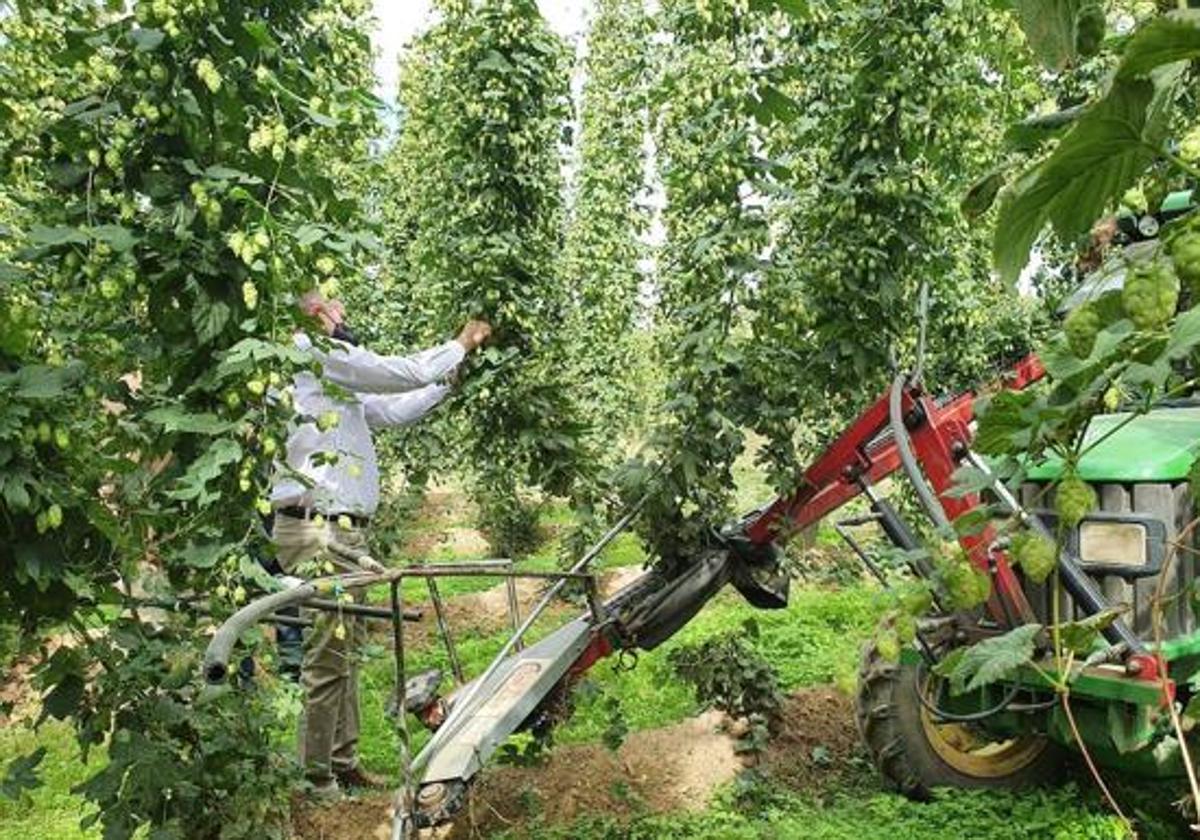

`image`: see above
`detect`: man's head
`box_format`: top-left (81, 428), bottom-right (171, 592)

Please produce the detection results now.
top-left (299, 290), bottom-right (346, 336)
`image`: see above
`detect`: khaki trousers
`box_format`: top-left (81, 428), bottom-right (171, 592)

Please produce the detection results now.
top-left (273, 514), bottom-right (368, 783)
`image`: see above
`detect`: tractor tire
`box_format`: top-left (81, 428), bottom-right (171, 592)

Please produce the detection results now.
top-left (855, 640), bottom-right (1063, 798)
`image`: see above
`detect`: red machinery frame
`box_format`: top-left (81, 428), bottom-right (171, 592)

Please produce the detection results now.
top-left (736, 352), bottom-right (1163, 686)
top-left (742, 354), bottom-right (1046, 626)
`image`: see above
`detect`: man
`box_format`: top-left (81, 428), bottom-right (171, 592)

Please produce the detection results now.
top-left (271, 289), bottom-right (490, 798)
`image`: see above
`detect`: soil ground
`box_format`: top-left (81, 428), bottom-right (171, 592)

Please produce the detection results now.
top-left (292, 687), bottom-right (860, 840)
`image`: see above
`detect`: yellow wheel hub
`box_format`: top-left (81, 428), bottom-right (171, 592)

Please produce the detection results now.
top-left (919, 679), bottom-right (1050, 778)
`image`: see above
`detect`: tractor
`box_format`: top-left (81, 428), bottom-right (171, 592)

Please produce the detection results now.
top-left (204, 194), bottom-right (1200, 836)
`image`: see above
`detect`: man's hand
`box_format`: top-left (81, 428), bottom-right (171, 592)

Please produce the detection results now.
top-left (357, 555), bottom-right (386, 575)
top-left (456, 319), bottom-right (492, 352)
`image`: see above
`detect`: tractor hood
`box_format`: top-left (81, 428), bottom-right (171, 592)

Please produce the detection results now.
top-left (1024, 407), bottom-right (1200, 483)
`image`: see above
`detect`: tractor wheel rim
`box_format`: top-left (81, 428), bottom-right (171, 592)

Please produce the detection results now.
top-left (919, 678), bottom-right (1049, 778)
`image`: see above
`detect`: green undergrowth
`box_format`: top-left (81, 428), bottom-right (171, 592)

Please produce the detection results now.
top-left (501, 782), bottom-right (1157, 840)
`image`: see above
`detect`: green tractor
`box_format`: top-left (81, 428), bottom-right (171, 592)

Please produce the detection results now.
top-left (849, 191), bottom-right (1200, 796)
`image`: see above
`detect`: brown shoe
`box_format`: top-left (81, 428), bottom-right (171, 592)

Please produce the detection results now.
top-left (334, 764), bottom-right (389, 791)
top-left (304, 777), bottom-right (344, 803)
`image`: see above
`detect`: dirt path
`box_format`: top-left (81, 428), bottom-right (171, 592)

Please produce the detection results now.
top-left (292, 687), bottom-right (862, 840)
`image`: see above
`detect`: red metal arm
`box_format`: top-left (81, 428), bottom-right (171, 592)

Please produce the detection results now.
top-left (742, 354), bottom-right (1047, 624)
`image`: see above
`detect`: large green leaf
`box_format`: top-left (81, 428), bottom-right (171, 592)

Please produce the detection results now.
top-left (993, 67), bottom-right (1181, 284)
top-left (1, 748), bottom-right (46, 801)
top-left (1008, 0), bottom-right (1084, 70)
top-left (27, 225), bottom-right (88, 247)
top-left (946, 623), bottom-right (1044, 695)
top-left (1118, 10), bottom-right (1200, 79)
top-left (144, 406), bottom-right (234, 435)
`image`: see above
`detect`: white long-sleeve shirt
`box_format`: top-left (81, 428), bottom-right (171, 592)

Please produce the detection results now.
top-left (270, 333), bottom-right (465, 516)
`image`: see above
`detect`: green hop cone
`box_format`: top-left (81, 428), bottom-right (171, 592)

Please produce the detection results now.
top-left (1055, 474), bottom-right (1096, 529)
top-left (1063, 304), bottom-right (1100, 358)
top-left (944, 554), bottom-right (992, 611)
top-left (876, 630), bottom-right (901, 663)
top-left (1075, 3), bottom-right (1106, 57)
top-left (900, 585), bottom-right (933, 617)
top-left (1122, 259), bottom-right (1178, 330)
top-left (1170, 232), bottom-right (1200, 294)
top-left (1011, 530), bottom-right (1057, 584)
top-left (895, 612), bottom-right (917, 644)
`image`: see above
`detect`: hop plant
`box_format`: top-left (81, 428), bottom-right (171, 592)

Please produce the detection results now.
top-left (1055, 474), bottom-right (1096, 529)
top-left (1011, 530), bottom-right (1057, 584)
top-left (1063, 303), bottom-right (1100, 358)
top-left (1122, 258), bottom-right (1178, 330)
top-left (1170, 232), bottom-right (1200, 293)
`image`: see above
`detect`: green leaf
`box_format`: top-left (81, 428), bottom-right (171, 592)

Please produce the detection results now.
top-left (1057, 607), bottom-right (1125, 654)
top-left (1, 748), bottom-right (46, 801)
top-left (1003, 105), bottom-right (1085, 153)
top-left (749, 0), bottom-right (810, 18)
top-left (4, 364), bottom-right (76, 399)
top-left (167, 438), bottom-right (242, 503)
top-left (293, 224), bottom-right (326, 247)
top-left (192, 298), bottom-right (231, 344)
top-left (1117, 10), bottom-right (1200, 79)
top-left (1007, 0), bottom-right (1083, 69)
top-left (0, 474), bottom-right (32, 511)
top-left (749, 84), bottom-right (804, 126)
top-left (129, 27), bottom-right (165, 52)
top-left (144, 406), bottom-right (233, 435)
top-left (239, 554), bottom-right (280, 592)
top-left (27, 225), bottom-right (88, 247)
top-left (40, 674), bottom-right (85, 721)
top-left (947, 623), bottom-right (1043, 695)
top-left (178, 542), bottom-right (231, 570)
top-left (476, 50), bottom-right (514, 74)
top-left (974, 389), bottom-right (1038, 456)
top-left (90, 224), bottom-right (137, 252)
top-left (1166, 304), bottom-right (1200, 360)
top-left (993, 69), bottom-right (1181, 284)
top-left (961, 169), bottom-right (1008, 220)
top-left (204, 165), bottom-right (262, 184)
top-left (303, 107), bottom-right (339, 128)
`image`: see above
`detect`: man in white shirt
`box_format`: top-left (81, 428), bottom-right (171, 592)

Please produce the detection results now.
top-left (271, 290), bottom-right (490, 798)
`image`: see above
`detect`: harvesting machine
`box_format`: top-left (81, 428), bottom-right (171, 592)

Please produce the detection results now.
top-left (205, 196), bottom-right (1200, 836)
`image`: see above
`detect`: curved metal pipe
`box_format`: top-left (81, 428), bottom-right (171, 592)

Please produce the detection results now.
top-left (888, 373), bottom-right (953, 536)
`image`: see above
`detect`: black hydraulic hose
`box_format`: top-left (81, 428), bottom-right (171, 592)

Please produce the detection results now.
top-left (913, 657), bottom-right (1026, 723)
top-left (888, 374), bottom-right (953, 536)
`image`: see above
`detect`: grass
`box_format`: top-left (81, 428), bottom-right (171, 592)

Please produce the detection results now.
top-left (0, 720), bottom-right (98, 840)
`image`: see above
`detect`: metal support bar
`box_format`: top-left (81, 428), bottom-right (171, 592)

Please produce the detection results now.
top-left (833, 516), bottom-right (889, 587)
top-left (391, 581), bottom-right (415, 840)
top-left (505, 560), bottom-right (523, 653)
top-left (426, 578), bottom-right (464, 685)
